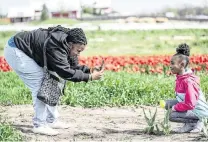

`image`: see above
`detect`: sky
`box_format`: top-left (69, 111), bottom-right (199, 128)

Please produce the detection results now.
top-left (0, 0), bottom-right (208, 15)
top-left (112, 0), bottom-right (208, 15)
top-left (81, 0), bottom-right (208, 15)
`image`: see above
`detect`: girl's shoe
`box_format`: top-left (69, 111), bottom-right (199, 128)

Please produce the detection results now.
top-left (172, 123), bottom-right (195, 133)
top-left (190, 121), bottom-right (203, 133)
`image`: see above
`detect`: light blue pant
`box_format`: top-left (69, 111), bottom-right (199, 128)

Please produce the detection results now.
top-left (4, 43), bottom-right (59, 127)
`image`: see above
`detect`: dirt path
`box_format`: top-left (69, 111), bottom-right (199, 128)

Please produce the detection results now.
top-left (1, 105), bottom-right (207, 142)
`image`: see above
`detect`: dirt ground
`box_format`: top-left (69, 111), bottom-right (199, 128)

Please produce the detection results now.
top-left (1, 105), bottom-right (207, 142)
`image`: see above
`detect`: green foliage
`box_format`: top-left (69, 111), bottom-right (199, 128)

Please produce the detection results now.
top-left (0, 109), bottom-right (23, 141)
top-left (0, 71), bottom-right (173, 107)
top-left (82, 7), bottom-right (93, 14)
top-left (143, 108), bottom-right (160, 134)
top-left (1, 71), bottom-right (208, 108)
top-left (1, 29), bottom-right (208, 56)
top-left (202, 118), bottom-right (208, 137)
top-left (160, 108), bottom-right (171, 135)
top-left (62, 72), bottom-right (174, 107)
top-left (0, 72), bottom-right (31, 105)
top-left (40, 4), bottom-right (49, 21)
top-left (0, 123), bottom-right (23, 141)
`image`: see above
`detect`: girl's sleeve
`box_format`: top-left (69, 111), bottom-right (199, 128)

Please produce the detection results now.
top-left (174, 80), bottom-right (199, 112)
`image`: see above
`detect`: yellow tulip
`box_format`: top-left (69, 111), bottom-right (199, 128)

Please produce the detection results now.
top-left (160, 100), bottom-right (166, 108)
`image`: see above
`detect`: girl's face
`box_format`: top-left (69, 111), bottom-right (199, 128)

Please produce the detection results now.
top-left (170, 55), bottom-right (185, 75)
top-left (70, 43), bottom-right (86, 57)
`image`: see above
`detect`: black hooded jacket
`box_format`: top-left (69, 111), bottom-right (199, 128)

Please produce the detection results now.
top-left (13, 28), bottom-right (90, 82)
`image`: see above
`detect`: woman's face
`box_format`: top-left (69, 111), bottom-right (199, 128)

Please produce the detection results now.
top-left (70, 43), bottom-right (86, 57)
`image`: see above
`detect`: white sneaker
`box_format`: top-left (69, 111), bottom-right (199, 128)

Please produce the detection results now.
top-left (48, 120), bottom-right (70, 129)
top-left (190, 121), bottom-right (203, 133)
top-left (32, 125), bottom-right (59, 136)
top-left (172, 123), bottom-right (195, 133)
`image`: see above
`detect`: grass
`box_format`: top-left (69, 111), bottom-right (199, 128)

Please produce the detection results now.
top-left (1, 71), bottom-right (208, 107)
top-left (29, 18), bottom-right (114, 26)
top-left (82, 29), bottom-right (208, 56)
top-left (0, 31), bottom-right (18, 56)
top-left (1, 29), bottom-right (208, 56)
top-left (0, 109), bottom-right (23, 141)
top-left (30, 18), bottom-right (80, 25)
top-left (0, 19), bottom-right (10, 25)
top-left (0, 122), bottom-right (23, 141)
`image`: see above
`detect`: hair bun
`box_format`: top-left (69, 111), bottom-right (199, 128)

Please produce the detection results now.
top-left (176, 43), bottom-right (190, 56)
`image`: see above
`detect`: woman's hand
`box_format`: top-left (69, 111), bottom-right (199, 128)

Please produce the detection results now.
top-left (91, 59), bottom-right (105, 73)
top-left (90, 68), bottom-right (104, 80)
top-left (91, 66), bottom-right (101, 73)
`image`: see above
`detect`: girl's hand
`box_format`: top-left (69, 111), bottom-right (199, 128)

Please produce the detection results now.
top-left (172, 105), bottom-right (176, 111)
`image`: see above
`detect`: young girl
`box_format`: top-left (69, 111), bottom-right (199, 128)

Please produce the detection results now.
top-left (4, 25), bottom-right (104, 136)
top-left (165, 43), bottom-right (208, 133)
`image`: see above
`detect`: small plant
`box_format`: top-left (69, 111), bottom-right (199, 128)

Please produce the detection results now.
top-left (160, 108), bottom-right (171, 135)
top-left (143, 107), bottom-right (160, 134)
top-left (0, 108), bottom-right (23, 141)
top-left (202, 118), bottom-right (208, 137)
top-left (0, 122), bottom-right (23, 141)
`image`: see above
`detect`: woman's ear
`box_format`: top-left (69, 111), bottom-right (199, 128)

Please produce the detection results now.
top-left (68, 42), bottom-right (73, 49)
top-left (68, 42), bottom-right (73, 46)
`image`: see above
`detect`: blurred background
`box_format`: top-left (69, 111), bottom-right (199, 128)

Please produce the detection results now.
top-left (0, 0), bottom-right (208, 56)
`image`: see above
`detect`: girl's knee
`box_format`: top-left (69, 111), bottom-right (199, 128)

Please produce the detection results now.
top-left (169, 115), bottom-right (176, 122)
top-left (165, 101), bottom-right (172, 110)
top-left (169, 112), bottom-right (175, 122)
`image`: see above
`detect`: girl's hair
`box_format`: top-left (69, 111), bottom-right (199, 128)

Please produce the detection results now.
top-left (44, 25), bottom-right (87, 45)
top-left (174, 43), bottom-right (190, 67)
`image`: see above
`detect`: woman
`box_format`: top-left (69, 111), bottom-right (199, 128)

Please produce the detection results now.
top-left (4, 25), bottom-right (104, 136)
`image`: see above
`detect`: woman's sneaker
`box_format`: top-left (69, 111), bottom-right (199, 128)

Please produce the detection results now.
top-left (48, 120), bottom-right (70, 129)
top-left (32, 125), bottom-right (59, 136)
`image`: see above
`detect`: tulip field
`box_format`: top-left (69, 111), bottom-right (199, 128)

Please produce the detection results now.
top-left (79, 55), bottom-right (207, 74)
top-left (1, 29), bottom-right (208, 106)
top-left (1, 54), bottom-right (208, 107)
top-left (1, 29), bottom-right (208, 141)
top-left (1, 55), bottom-right (208, 73)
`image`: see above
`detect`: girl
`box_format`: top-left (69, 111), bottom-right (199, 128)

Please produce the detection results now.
top-left (4, 25), bottom-right (104, 136)
top-left (165, 43), bottom-right (208, 133)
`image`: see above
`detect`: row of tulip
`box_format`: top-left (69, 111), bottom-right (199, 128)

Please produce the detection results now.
top-left (79, 55), bottom-right (208, 74)
top-left (1, 55), bottom-right (208, 74)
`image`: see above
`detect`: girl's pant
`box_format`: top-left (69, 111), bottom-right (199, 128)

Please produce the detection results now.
top-left (165, 99), bottom-right (199, 123)
top-left (4, 43), bottom-right (59, 128)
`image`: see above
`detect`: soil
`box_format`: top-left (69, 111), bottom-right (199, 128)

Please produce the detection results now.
top-left (1, 105), bottom-right (207, 142)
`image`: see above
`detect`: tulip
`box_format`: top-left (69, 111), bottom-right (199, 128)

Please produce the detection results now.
top-left (160, 100), bottom-right (166, 108)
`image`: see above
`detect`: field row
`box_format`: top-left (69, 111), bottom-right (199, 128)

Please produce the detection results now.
top-left (1, 71), bottom-right (208, 107)
top-left (1, 55), bottom-right (208, 74)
